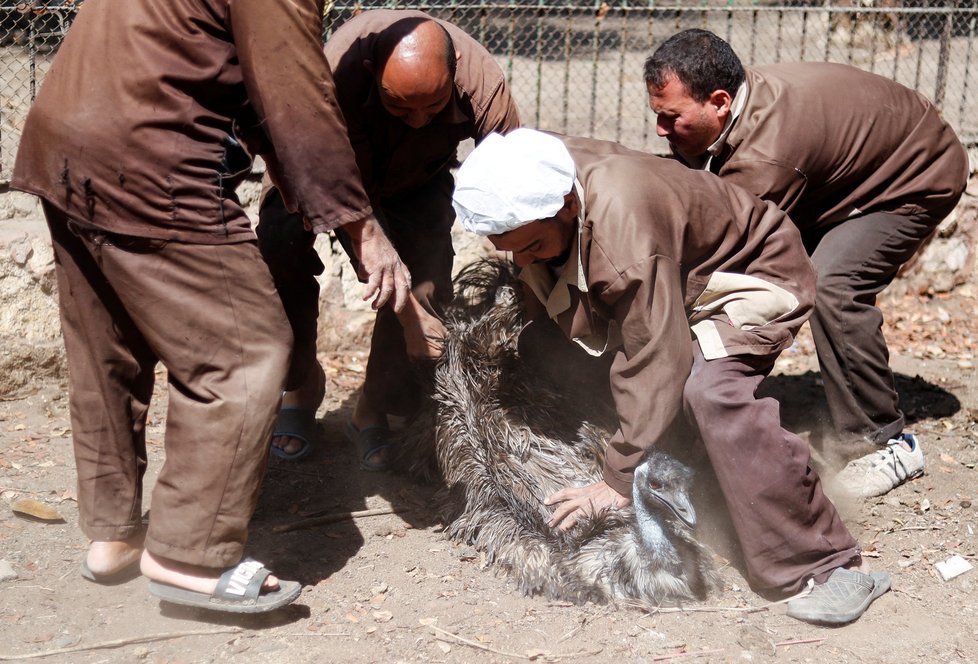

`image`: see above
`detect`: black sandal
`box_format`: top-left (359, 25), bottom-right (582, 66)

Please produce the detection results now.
top-left (345, 421), bottom-right (396, 471)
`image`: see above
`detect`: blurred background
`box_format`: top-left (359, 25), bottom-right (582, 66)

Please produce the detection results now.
top-left (2, 0), bottom-right (976, 184)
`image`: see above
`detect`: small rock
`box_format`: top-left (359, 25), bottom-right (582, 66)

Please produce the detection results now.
top-left (0, 560), bottom-right (17, 581)
top-left (52, 634), bottom-right (78, 649)
top-left (935, 554), bottom-right (973, 581)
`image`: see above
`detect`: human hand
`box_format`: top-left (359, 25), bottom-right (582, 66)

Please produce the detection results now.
top-left (544, 480), bottom-right (631, 531)
top-left (399, 305), bottom-right (447, 361)
top-left (345, 216), bottom-right (412, 312)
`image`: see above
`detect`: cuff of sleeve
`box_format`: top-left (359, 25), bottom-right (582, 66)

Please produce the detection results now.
top-left (602, 465), bottom-right (634, 498)
top-left (306, 205), bottom-right (375, 234)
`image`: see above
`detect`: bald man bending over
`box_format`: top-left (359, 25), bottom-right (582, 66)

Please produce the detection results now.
top-left (258, 10), bottom-right (520, 466)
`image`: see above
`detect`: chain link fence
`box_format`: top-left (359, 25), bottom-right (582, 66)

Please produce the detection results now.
top-left (2, 1), bottom-right (976, 183)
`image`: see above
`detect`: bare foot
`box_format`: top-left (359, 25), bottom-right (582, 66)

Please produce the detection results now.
top-left (86, 535), bottom-right (144, 576)
top-left (140, 550), bottom-right (280, 595)
top-left (272, 432), bottom-right (305, 457)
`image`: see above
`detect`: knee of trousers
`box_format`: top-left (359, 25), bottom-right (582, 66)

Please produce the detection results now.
top-left (812, 273), bottom-right (860, 325)
top-left (814, 270), bottom-right (856, 305)
top-left (254, 334), bottom-right (293, 400)
top-left (681, 363), bottom-right (738, 426)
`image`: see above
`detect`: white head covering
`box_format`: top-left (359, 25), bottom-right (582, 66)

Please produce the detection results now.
top-left (452, 128), bottom-right (575, 236)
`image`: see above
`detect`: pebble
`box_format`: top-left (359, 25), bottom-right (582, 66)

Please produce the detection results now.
top-left (0, 560), bottom-right (17, 581)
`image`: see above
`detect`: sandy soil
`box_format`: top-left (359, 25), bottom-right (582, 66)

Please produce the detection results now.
top-left (0, 286), bottom-right (976, 664)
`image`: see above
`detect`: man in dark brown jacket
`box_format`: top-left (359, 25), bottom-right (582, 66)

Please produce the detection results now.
top-left (644, 29), bottom-right (969, 499)
top-left (258, 9), bottom-right (520, 467)
top-left (12, 0), bottom-right (410, 613)
top-left (452, 128), bottom-right (891, 625)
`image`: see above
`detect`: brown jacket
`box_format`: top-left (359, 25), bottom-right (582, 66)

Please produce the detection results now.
top-left (13, 0), bottom-right (371, 242)
top-left (698, 63), bottom-right (969, 231)
top-left (522, 135), bottom-right (816, 495)
top-left (324, 9), bottom-right (520, 201)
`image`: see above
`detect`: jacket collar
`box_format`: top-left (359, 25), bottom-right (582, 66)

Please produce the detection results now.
top-left (700, 79), bottom-right (748, 172)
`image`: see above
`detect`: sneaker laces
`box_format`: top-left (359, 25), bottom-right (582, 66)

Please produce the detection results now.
top-left (863, 434), bottom-right (923, 482)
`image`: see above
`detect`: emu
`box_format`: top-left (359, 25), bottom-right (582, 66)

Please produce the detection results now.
top-left (397, 259), bottom-right (721, 608)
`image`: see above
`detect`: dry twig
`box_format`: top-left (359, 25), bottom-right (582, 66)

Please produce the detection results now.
top-left (775, 637), bottom-right (826, 648)
top-left (428, 624), bottom-right (601, 661)
top-left (652, 647), bottom-right (725, 661)
top-left (0, 627), bottom-right (242, 661)
top-left (273, 506), bottom-right (410, 533)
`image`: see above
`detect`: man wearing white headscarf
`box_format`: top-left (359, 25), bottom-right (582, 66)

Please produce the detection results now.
top-left (453, 128), bottom-right (891, 626)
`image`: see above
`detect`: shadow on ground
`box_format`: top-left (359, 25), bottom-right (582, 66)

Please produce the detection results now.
top-left (249, 392), bottom-right (439, 590)
top-left (245, 360), bottom-right (960, 610)
top-left (761, 370), bottom-right (961, 432)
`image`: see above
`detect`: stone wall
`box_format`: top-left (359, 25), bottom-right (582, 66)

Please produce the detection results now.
top-left (0, 192), bottom-right (64, 395)
top-left (0, 173), bottom-right (975, 396)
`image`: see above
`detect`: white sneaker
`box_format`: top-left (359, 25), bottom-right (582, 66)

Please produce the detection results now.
top-left (834, 433), bottom-right (925, 498)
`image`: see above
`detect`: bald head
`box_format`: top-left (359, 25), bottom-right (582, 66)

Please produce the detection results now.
top-left (371, 18), bottom-right (459, 128)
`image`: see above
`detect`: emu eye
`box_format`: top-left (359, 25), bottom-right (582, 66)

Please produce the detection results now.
top-left (648, 480), bottom-right (662, 491)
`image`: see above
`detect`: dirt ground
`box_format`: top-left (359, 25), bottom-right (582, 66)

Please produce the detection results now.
top-left (0, 284), bottom-right (976, 664)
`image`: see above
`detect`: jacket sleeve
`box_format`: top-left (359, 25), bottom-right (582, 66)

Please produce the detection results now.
top-left (598, 252), bottom-right (693, 496)
top-left (229, 0), bottom-right (372, 232)
top-left (343, 111), bottom-right (378, 198)
top-left (473, 75), bottom-right (521, 142)
top-left (718, 156), bottom-right (808, 224)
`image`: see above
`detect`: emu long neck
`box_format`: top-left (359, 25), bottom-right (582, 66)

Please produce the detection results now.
top-left (634, 501), bottom-right (677, 559)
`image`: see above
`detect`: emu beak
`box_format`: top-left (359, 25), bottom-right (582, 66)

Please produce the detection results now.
top-left (647, 488), bottom-right (697, 529)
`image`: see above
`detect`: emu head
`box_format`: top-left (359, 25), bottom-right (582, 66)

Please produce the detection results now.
top-left (631, 451), bottom-right (697, 557)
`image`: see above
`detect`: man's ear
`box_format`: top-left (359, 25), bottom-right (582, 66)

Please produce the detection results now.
top-left (709, 88), bottom-right (733, 122)
top-left (558, 191), bottom-right (579, 221)
top-left (564, 189), bottom-right (581, 217)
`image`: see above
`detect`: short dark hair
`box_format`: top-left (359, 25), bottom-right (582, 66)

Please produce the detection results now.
top-left (643, 29), bottom-right (745, 102)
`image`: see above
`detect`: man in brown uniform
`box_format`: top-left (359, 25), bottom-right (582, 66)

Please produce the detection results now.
top-left (452, 128), bottom-right (891, 625)
top-left (12, 0), bottom-right (409, 613)
top-left (644, 29), bottom-right (969, 498)
top-left (258, 9), bottom-right (520, 466)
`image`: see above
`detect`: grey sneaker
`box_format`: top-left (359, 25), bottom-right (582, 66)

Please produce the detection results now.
top-left (834, 433), bottom-right (925, 498)
top-left (786, 568), bottom-right (891, 625)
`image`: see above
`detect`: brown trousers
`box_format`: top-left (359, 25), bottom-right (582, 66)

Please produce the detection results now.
top-left (518, 318), bottom-right (857, 595)
top-left (805, 207), bottom-right (956, 454)
top-left (45, 202), bottom-right (291, 568)
top-left (258, 172), bottom-right (456, 416)
top-left (683, 342), bottom-right (860, 595)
